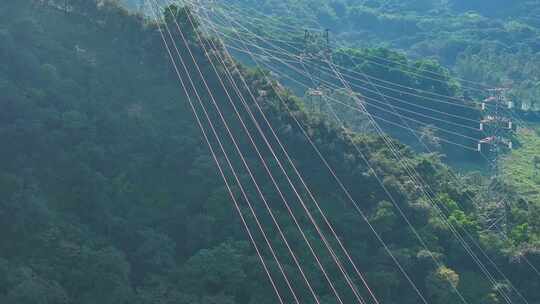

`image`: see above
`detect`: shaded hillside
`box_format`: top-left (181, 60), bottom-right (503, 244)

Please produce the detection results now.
top-left (0, 1), bottom-right (539, 304)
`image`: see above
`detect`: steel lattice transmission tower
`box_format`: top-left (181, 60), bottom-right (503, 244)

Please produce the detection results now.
top-left (300, 29), bottom-right (333, 111)
top-left (477, 88), bottom-right (516, 235)
top-left (478, 88), bottom-right (515, 174)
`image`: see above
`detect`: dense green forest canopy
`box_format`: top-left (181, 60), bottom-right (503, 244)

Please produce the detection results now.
top-left (1, 0), bottom-right (540, 304)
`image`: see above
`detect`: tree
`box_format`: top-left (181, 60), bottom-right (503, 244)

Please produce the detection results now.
top-left (372, 200), bottom-right (397, 234)
top-left (5, 267), bottom-right (69, 304)
top-left (181, 242), bottom-right (247, 297)
top-left (76, 247), bottom-right (134, 304)
top-left (0, 182), bottom-right (52, 241)
top-left (163, 5), bottom-right (199, 37)
top-left (419, 125), bottom-right (442, 151)
top-left (134, 229), bottom-right (177, 276)
top-left (425, 266), bottom-right (460, 303)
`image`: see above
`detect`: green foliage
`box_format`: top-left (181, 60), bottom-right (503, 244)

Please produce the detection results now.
top-left (501, 127), bottom-right (540, 247)
top-left (1, 1), bottom-right (539, 303)
top-left (371, 200), bottom-right (397, 234)
top-left (328, 47), bottom-right (478, 159)
top-left (163, 4), bottom-right (199, 37)
top-left (425, 266), bottom-right (460, 304)
top-left (181, 242), bottom-right (248, 297)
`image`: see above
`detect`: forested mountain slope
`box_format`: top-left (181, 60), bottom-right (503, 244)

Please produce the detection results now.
top-left (146, 1), bottom-right (487, 161)
top-left (1, 1), bottom-right (539, 304)
top-left (163, 0), bottom-right (540, 207)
